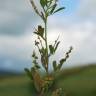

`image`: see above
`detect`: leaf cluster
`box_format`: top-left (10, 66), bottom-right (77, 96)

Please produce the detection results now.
top-left (30, 0), bottom-right (65, 22)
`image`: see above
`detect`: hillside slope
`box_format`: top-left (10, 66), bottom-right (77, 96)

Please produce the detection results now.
top-left (0, 65), bottom-right (96, 96)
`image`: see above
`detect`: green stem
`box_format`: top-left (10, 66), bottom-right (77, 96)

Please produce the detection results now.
top-left (45, 16), bottom-right (49, 75)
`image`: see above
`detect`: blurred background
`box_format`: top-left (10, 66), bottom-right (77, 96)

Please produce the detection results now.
top-left (0, 0), bottom-right (96, 96)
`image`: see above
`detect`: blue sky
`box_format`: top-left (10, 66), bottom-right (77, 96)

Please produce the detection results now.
top-left (0, 0), bottom-right (96, 72)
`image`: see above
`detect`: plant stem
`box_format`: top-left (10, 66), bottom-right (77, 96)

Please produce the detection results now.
top-left (45, 16), bottom-right (49, 75)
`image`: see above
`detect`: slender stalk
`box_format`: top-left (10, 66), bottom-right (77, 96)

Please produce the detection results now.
top-left (44, 16), bottom-right (49, 75)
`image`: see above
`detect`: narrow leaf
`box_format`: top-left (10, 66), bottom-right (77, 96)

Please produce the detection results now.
top-left (24, 68), bottom-right (33, 80)
top-left (45, 0), bottom-right (48, 6)
top-left (54, 7), bottom-right (65, 14)
top-left (41, 12), bottom-right (45, 21)
top-left (54, 41), bottom-right (60, 52)
top-left (50, 4), bottom-right (57, 14)
top-left (40, 0), bottom-right (46, 8)
top-left (41, 54), bottom-right (47, 70)
top-left (49, 45), bottom-right (54, 54)
top-left (53, 60), bottom-right (57, 71)
top-left (58, 58), bottom-right (66, 70)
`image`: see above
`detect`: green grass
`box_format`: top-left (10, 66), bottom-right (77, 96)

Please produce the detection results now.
top-left (0, 65), bottom-right (96, 96)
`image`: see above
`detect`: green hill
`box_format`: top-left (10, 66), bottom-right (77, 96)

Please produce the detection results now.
top-left (0, 64), bottom-right (96, 96)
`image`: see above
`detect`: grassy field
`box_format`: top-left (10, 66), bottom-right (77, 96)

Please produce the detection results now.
top-left (0, 64), bottom-right (96, 96)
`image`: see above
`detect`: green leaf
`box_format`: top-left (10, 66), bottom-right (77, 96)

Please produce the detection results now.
top-left (41, 54), bottom-right (47, 70)
top-left (54, 41), bottom-right (60, 52)
top-left (33, 31), bottom-right (39, 35)
top-left (60, 59), bottom-right (66, 65)
top-left (53, 60), bottom-right (57, 71)
top-left (49, 45), bottom-right (54, 54)
top-left (40, 48), bottom-right (47, 70)
top-left (41, 12), bottom-right (45, 21)
top-left (32, 51), bottom-right (38, 59)
top-left (40, 47), bottom-right (46, 55)
top-left (40, 0), bottom-right (46, 8)
top-left (58, 59), bottom-right (66, 70)
top-left (48, 0), bottom-right (54, 6)
top-left (35, 64), bottom-right (41, 69)
top-left (34, 25), bottom-right (44, 38)
top-left (38, 25), bottom-right (44, 37)
top-left (50, 4), bottom-right (57, 14)
top-left (24, 68), bottom-right (33, 80)
top-left (54, 7), bottom-right (65, 14)
top-left (33, 60), bottom-right (38, 65)
top-left (32, 51), bottom-right (35, 57)
top-left (45, 0), bottom-right (48, 6)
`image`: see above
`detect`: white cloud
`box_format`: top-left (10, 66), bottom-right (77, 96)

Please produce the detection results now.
top-left (47, 20), bottom-right (96, 67)
top-left (0, 34), bottom-right (32, 60)
top-left (0, 0), bottom-right (39, 35)
top-left (0, 0), bottom-right (96, 71)
top-left (1, 19), bottom-right (96, 70)
top-left (76, 0), bottom-right (96, 19)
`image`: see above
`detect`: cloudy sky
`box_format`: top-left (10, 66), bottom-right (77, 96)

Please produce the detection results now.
top-left (0, 0), bottom-right (96, 72)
